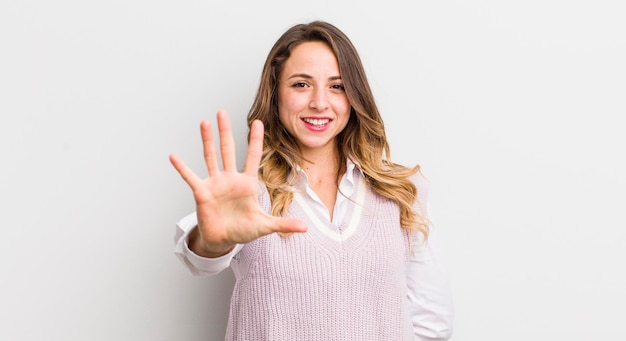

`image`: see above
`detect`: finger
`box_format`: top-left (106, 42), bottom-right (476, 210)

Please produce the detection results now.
top-left (200, 120), bottom-right (219, 176)
top-left (268, 216), bottom-right (308, 234)
top-left (244, 120), bottom-right (264, 175)
top-left (216, 110), bottom-right (237, 172)
top-left (169, 153), bottom-right (201, 189)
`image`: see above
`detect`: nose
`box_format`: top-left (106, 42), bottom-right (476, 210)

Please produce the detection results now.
top-left (309, 87), bottom-right (329, 111)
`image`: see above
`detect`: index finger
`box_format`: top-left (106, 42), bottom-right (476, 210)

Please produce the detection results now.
top-left (243, 119), bottom-right (264, 175)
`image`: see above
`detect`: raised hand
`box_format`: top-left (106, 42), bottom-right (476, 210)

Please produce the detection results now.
top-left (169, 110), bottom-right (307, 257)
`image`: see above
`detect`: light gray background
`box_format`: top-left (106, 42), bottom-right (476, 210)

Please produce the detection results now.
top-left (1, 1), bottom-right (625, 340)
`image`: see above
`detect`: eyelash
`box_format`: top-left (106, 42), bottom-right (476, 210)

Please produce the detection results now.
top-left (292, 82), bottom-right (345, 91)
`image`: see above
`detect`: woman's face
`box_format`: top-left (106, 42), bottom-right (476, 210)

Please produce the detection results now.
top-left (277, 41), bottom-right (351, 156)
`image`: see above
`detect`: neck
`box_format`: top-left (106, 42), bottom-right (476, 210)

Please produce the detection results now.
top-left (300, 146), bottom-right (343, 184)
top-left (298, 146), bottom-right (346, 220)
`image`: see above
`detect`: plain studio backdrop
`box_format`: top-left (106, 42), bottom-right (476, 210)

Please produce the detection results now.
top-left (1, 1), bottom-right (624, 340)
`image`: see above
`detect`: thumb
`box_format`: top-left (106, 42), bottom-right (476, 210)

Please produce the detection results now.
top-left (268, 216), bottom-right (308, 234)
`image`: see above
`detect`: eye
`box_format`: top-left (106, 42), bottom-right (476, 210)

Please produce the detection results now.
top-left (331, 83), bottom-right (345, 91)
top-left (292, 82), bottom-right (308, 88)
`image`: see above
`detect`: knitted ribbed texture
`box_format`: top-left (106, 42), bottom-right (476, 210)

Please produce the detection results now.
top-left (226, 172), bottom-right (414, 341)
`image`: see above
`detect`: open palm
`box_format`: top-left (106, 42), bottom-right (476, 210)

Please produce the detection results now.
top-left (169, 110), bottom-right (306, 257)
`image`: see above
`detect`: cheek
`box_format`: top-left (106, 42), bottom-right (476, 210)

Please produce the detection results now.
top-left (277, 97), bottom-right (289, 125)
top-left (280, 94), bottom-right (307, 113)
top-left (278, 92), bottom-right (308, 121)
top-left (332, 97), bottom-right (351, 118)
top-left (278, 110), bottom-right (290, 129)
top-left (277, 99), bottom-right (297, 131)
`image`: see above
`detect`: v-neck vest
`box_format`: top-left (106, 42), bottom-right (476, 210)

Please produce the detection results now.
top-left (227, 171), bottom-right (413, 341)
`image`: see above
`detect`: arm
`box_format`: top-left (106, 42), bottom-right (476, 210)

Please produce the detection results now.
top-left (408, 229), bottom-right (454, 340)
top-left (408, 173), bottom-right (454, 340)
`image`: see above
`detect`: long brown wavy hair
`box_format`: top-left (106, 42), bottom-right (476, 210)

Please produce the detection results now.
top-left (247, 21), bottom-right (429, 238)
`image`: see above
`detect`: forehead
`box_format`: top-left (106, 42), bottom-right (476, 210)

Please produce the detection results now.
top-left (283, 41), bottom-right (339, 73)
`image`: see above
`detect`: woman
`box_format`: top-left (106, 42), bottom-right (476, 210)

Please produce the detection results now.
top-left (170, 20), bottom-right (453, 341)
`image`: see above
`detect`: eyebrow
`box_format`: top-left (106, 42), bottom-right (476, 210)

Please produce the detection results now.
top-left (286, 73), bottom-right (342, 81)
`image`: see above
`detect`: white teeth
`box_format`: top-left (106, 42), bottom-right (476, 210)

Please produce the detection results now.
top-left (303, 118), bottom-right (329, 126)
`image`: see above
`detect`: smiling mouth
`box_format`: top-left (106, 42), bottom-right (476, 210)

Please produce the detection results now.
top-left (302, 118), bottom-right (330, 127)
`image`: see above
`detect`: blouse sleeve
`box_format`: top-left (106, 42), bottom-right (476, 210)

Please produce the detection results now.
top-left (173, 211), bottom-right (242, 276)
top-left (407, 173), bottom-right (454, 340)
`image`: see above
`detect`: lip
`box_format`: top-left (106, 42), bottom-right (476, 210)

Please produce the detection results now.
top-left (301, 117), bottom-right (332, 132)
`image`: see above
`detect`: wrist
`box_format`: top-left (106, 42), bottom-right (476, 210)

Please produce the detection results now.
top-left (188, 227), bottom-right (234, 258)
